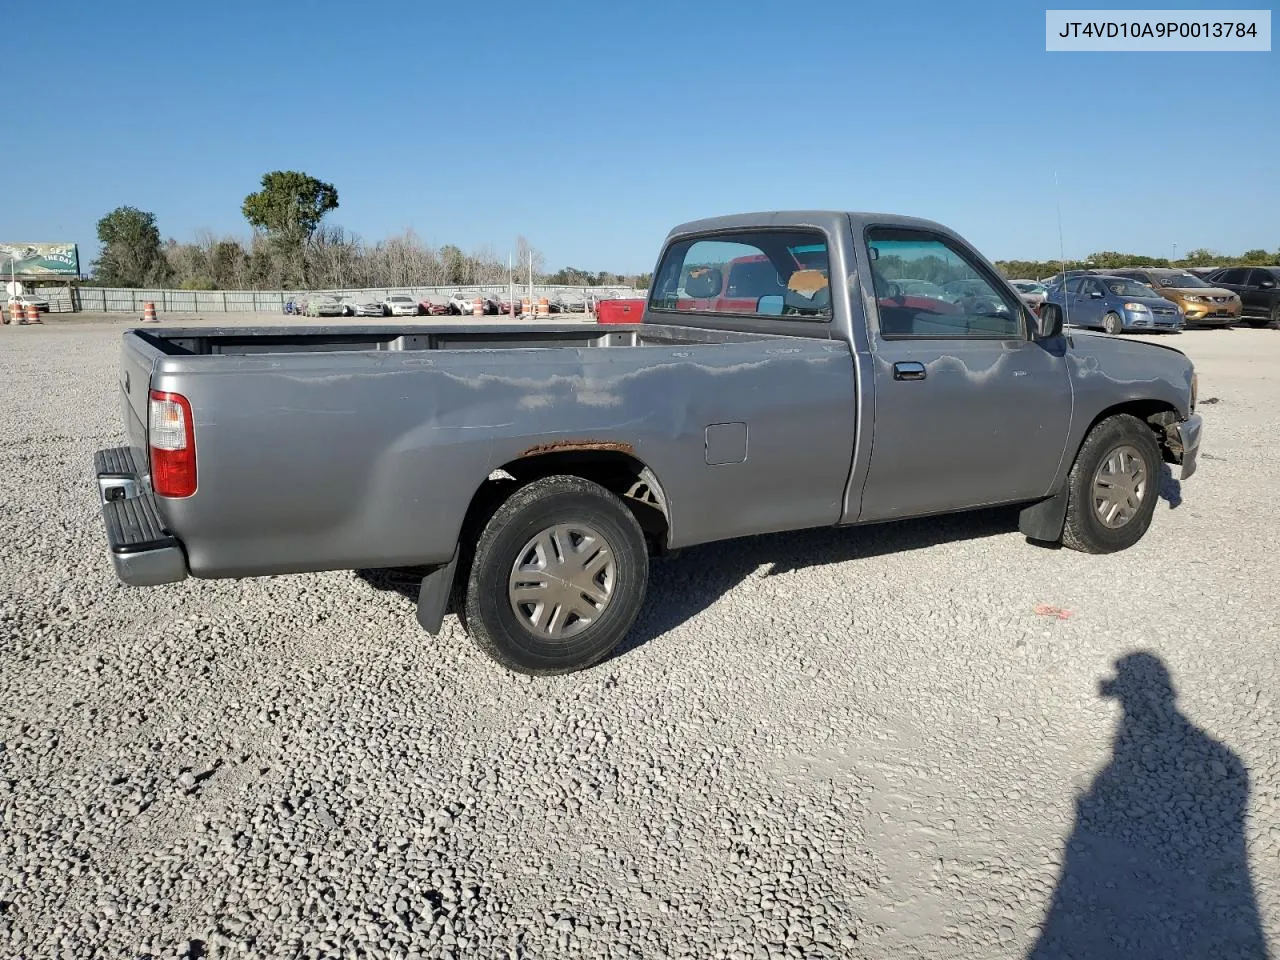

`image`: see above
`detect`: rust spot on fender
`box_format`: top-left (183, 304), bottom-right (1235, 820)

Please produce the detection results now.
top-left (519, 440), bottom-right (635, 458)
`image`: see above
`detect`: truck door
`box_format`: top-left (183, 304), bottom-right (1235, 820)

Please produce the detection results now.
top-left (854, 226), bottom-right (1074, 522)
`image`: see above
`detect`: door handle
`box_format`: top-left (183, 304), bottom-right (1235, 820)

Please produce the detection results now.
top-left (893, 361), bottom-right (927, 381)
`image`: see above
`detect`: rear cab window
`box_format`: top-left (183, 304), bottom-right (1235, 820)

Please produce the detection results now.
top-left (649, 230), bottom-right (832, 321)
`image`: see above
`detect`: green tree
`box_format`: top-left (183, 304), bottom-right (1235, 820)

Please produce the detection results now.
top-left (92, 206), bottom-right (171, 287)
top-left (439, 244), bottom-right (469, 285)
top-left (241, 171), bottom-right (339, 286)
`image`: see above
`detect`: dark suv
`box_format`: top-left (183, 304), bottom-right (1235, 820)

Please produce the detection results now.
top-left (1204, 266), bottom-right (1280, 328)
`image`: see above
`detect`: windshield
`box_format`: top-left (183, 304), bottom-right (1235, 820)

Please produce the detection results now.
top-left (388, 296), bottom-right (411, 302)
top-left (1105, 279), bottom-right (1161, 299)
top-left (1157, 273), bottom-right (1210, 288)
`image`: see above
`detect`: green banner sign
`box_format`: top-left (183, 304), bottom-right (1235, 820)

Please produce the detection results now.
top-left (1, 242), bottom-right (80, 276)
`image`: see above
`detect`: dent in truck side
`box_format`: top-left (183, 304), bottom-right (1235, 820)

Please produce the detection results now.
top-left (846, 217), bottom-right (1075, 522)
top-left (147, 335), bottom-right (858, 579)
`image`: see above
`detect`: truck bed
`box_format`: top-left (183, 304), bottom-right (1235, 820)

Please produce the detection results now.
top-left (133, 321), bottom-right (779, 356)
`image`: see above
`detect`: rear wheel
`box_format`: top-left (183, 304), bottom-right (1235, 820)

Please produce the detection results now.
top-left (1061, 414), bottom-right (1162, 554)
top-left (463, 475), bottom-right (649, 675)
top-left (1245, 318), bottom-right (1270, 328)
top-left (1103, 311), bottom-right (1124, 335)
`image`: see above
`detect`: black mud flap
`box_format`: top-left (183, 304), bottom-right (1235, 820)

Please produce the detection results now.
top-left (1019, 488), bottom-right (1068, 544)
top-left (416, 550), bottom-right (460, 635)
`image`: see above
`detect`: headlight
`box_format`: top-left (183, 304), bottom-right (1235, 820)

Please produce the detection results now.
top-left (1123, 302), bottom-right (1150, 312)
top-left (1184, 295), bottom-right (1204, 303)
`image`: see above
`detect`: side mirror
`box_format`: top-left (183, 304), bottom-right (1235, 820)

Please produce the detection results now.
top-left (1089, 291), bottom-right (1105, 299)
top-left (1034, 307), bottom-right (1064, 339)
top-left (1260, 280), bottom-right (1276, 289)
top-left (756, 295), bottom-right (784, 315)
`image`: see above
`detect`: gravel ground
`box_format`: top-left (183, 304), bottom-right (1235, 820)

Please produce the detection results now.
top-left (1, 320), bottom-right (1277, 960)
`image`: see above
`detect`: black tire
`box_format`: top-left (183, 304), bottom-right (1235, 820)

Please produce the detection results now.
top-left (1103, 311), bottom-right (1124, 335)
top-left (1245, 319), bottom-right (1269, 328)
top-left (462, 475), bottom-right (648, 675)
top-left (1271, 303), bottom-right (1280, 328)
top-left (1061, 414), bottom-right (1162, 554)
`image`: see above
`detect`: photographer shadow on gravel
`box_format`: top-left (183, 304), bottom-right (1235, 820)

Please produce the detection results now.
top-left (1028, 652), bottom-right (1269, 960)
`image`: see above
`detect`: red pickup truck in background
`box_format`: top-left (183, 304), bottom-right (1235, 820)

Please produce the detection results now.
top-left (596, 297), bottom-right (646, 324)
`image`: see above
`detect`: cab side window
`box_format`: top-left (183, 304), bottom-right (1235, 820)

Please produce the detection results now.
top-left (648, 230), bottom-right (832, 320)
top-left (866, 227), bottom-right (1023, 338)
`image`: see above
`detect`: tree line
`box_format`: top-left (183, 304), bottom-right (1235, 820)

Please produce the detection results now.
top-left (89, 170), bottom-right (652, 291)
top-left (995, 246), bottom-right (1280, 281)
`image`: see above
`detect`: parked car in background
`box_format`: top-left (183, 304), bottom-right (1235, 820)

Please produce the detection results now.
top-left (342, 294), bottom-right (388, 317)
top-left (1107, 267), bottom-right (1240, 327)
top-left (1041, 275), bottom-right (1184, 334)
top-left (894, 279), bottom-right (950, 300)
top-left (447, 292), bottom-right (502, 315)
top-left (1203, 266), bottom-right (1280, 328)
top-left (1186, 266), bottom-right (1226, 279)
top-left (304, 295), bottom-right (345, 317)
top-left (418, 296), bottom-right (451, 316)
top-left (447, 292), bottom-right (478, 315)
top-left (1041, 269), bottom-right (1095, 290)
top-left (383, 295), bottom-right (421, 317)
top-left (7, 292), bottom-right (51, 313)
top-left (1010, 280), bottom-right (1048, 313)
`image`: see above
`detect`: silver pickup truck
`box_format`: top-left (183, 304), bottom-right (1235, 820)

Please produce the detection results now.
top-left (93, 211), bottom-right (1203, 674)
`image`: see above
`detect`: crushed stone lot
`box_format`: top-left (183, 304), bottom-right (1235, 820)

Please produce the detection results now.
top-left (1, 319), bottom-right (1278, 960)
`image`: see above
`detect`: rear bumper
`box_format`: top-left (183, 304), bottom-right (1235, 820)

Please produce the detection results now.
top-left (93, 446), bottom-right (189, 586)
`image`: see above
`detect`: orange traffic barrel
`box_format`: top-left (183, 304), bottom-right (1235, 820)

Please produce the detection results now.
top-left (143, 301), bottom-right (159, 323)
top-left (521, 296), bottom-right (531, 316)
top-left (26, 303), bottom-right (41, 324)
top-left (537, 297), bottom-right (549, 316)
top-left (472, 296), bottom-right (484, 317)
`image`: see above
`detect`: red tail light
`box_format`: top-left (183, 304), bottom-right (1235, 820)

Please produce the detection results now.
top-left (148, 389), bottom-right (197, 497)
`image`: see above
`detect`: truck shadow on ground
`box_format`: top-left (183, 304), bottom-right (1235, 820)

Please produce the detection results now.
top-left (1028, 652), bottom-right (1268, 960)
top-left (355, 506), bottom-right (1023, 657)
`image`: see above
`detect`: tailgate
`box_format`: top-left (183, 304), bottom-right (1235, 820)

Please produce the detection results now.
top-left (119, 331), bottom-right (163, 451)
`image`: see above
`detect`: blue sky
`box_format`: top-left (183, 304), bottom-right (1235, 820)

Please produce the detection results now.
top-left (8, 0), bottom-right (1277, 274)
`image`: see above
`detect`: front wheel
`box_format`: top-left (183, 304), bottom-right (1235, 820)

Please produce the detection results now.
top-left (463, 475), bottom-right (649, 675)
top-left (1061, 414), bottom-right (1162, 554)
top-left (1103, 311), bottom-right (1124, 335)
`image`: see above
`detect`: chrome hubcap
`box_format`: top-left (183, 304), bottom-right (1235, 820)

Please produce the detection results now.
top-left (508, 523), bottom-right (615, 640)
top-left (1092, 445), bottom-right (1148, 528)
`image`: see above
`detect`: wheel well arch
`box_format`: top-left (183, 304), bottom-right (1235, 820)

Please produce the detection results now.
top-left (1080, 399), bottom-right (1182, 463)
top-left (457, 448), bottom-right (672, 557)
